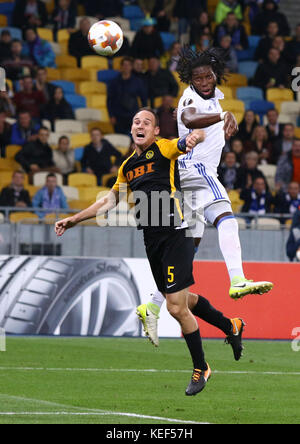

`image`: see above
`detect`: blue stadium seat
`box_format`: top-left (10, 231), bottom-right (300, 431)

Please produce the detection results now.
top-left (248, 35), bottom-right (261, 49)
top-left (0, 3), bottom-right (14, 25)
top-left (237, 86), bottom-right (264, 110)
top-left (249, 100), bottom-right (275, 123)
top-left (130, 18), bottom-right (144, 31)
top-left (97, 69), bottom-right (119, 84)
top-left (65, 94), bottom-right (86, 110)
top-left (238, 61), bottom-right (259, 80)
top-left (236, 48), bottom-right (255, 61)
top-left (74, 147), bottom-right (84, 162)
top-left (51, 80), bottom-right (75, 94)
top-left (123, 5), bottom-right (145, 19)
top-left (160, 32), bottom-right (176, 51)
top-left (0, 27), bottom-right (22, 40)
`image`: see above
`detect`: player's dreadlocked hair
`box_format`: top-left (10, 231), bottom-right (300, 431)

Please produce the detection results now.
top-left (177, 47), bottom-right (228, 85)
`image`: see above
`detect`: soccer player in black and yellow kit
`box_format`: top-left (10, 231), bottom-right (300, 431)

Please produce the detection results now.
top-left (55, 108), bottom-right (241, 396)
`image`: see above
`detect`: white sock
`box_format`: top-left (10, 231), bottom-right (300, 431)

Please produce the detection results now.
top-left (217, 217), bottom-right (245, 282)
top-left (149, 289), bottom-right (165, 309)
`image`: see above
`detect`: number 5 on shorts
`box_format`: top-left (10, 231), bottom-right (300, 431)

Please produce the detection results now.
top-left (168, 266), bottom-right (175, 283)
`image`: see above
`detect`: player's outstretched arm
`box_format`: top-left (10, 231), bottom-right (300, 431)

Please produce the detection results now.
top-left (182, 108), bottom-right (238, 139)
top-left (55, 189), bottom-right (119, 237)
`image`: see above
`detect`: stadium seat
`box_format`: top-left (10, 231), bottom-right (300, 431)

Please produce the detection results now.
top-left (0, 26), bottom-right (22, 40)
top-left (0, 158), bottom-right (20, 170)
top-left (236, 48), bottom-right (256, 62)
top-left (278, 113), bottom-right (297, 125)
top-left (68, 199), bottom-right (94, 210)
top-left (236, 217), bottom-right (247, 229)
top-left (61, 68), bottom-right (90, 82)
top-left (0, 14), bottom-right (7, 26)
top-left (222, 73), bottom-right (248, 88)
top-left (228, 190), bottom-right (244, 213)
top-left (9, 212), bottom-right (39, 224)
top-left (37, 27), bottom-right (53, 41)
top-left (106, 16), bottom-right (131, 31)
top-left (87, 120), bottom-right (114, 135)
top-left (280, 101), bottom-right (300, 116)
top-left (249, 100), bottom-right (275, 123)
top-left (104, 133), bottom-right (131, 150)
top-left (123, 5), bottom-right (144, 19)
top-left (248, 35), bottom-right (261, 49)
top-left (54, 119), bottom-right (84, 133)
top-left (25, 185), bottom-right (40, 199)
top-left (68, 173), bottom-right (97, 187)
top-left (46, 67), bottom-right (61, 81)
top-left (0, 212), bottom-right (4, 224)
top-left (41, 119), bottom-right (51, 131)
top-left (81, 55), bottom-right (109, 70)
top-left (61, 186), bottom-right (79, 201)
top-left (33, 171), bottom-right (63, 187)
top-left (48, 132), bottom-right (62, 146)
top-left (218, 85), bottom-right (234, 99)
top-left (251, 217), bottom-right (281, 230)
top-left (5, 144), bottom-right (21, 158)
top-left (112, 56), bottom-right (124, 71)
top-left (123, 30), bottom-right (136, 45)
top-left (266, 88), bottom-right (294, 103)
top-left (236, 86), bottom-right (264, 110)
top-left (238, 61), bottom-right (259, 80)
top-left (57, 29), bottom-right (70, 43)
top-left (85, 94), bottom-right (107, 108)
top-left (65, 93), bottom-right (87, 110)
top-left (294, 128), bottom-right (300, 138)
top-left (129, 18), bottom-right (145, 31)
top-left (78, 186), bottom-right (109, 201)
top-left (70, 133), bottom-right (90, 148)
top-left (154, 96), bottom-right (178, 108)
top-left (75, 108), bottom-right (102, 122)
top-left (101, 173), bottom-right (117, 187)
top-left (75, 16), bottom-right (98, 29)
top-left (0, 171), bottom-right (28, 188)
top-left (0, 3), bottom-right (14, 24)
top-left (257, 164), bottom-right (277, 191)
top-left (74, 147), bottom-right (84, 161)
top-left (49, 41), bottom-right (61, 56)
top-left (56, 55), bottom-right (77, 68)
top-left (221, 99), bottom-right (245, 115)
top-left (160, 32), bottom-right (176, 51)
top-left (97, 69), bottom-right (120, 84)
top-left (51, 80), bottom-right (76, 94)
top-left (78, 81), bottom-right (107, 95)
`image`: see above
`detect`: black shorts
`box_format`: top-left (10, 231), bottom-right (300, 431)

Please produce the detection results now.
top-left (143, 228), bottom-right (195, 294)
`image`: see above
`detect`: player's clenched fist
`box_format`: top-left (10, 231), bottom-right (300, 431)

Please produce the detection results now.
top-left (55, 216), bottom-right (77, 237)
top-left (186, 129), bottom-right (205, 150)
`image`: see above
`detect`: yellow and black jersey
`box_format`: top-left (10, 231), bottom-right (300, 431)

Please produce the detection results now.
top-left (113, 138), bottom-right (186, 230)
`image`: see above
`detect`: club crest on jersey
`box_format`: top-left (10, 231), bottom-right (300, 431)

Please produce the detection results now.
top-left (183, 98), bottom-right (193, 107)
top-left (146, 150), bottom-right (154, 160)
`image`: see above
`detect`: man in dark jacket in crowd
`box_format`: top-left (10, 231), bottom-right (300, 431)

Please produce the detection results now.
top-left (81, 128), bottom-right (123, 185)
top-left (240, 176), bottom-right (274, 215)
top-left (0, 170), bottom-right (31, 209)
top-left (107, 57), bottom-right (148, 135)
top-left (131, 17), bottom-right (165, 60)
top-left (145, 57), bottom-right (178, 107)
top-left (275, 139), bottom-right (300, 191)
top-left (235, 151), bottom-right (266, 191)
top-left (253, 47), bottom-right (289, 93)
top-left (68, 17), bottom-right (95, 66)
top-left (252, 0), bottom-right (290, 36)
top-left (274, 181), bottom-right (300, 215)
top-left (10, 110), bottom-right (40, 146)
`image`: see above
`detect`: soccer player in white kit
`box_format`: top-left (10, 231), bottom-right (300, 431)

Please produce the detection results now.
top-left (137, 48), bottom-right (273, 347)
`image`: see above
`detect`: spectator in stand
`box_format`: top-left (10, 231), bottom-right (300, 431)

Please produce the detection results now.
top-left (22, 27), bottom-right (56, 68)
top-left (131, 17), bottom-right (164, 60)
top-left (0, 109), bottom-right (11, 158)
top-left (0, 31), bottom-right (12, 63)
top-left (52, 136), bottom-right (75, 183)
top-left (244, 125), bottom-right (273, 164)
top-left (214, 12), bottom-right (249, 51)
top-left (231, 137), bottom-right (244, 164)
top-left (107, 57), bottom-right (148, 135)
top-left (165, 41), bottom-right (182, 72)
top-left (285, 24), bottom-right (300, 67)
top-left (13, 75), bottom-right (46, 120)
top-left (272, 123), bottom-right (295, 164)
top-left (41, 86), bottom-right (74, 130)
top-left (51, 0), bottom-right (76, 39)
top-left (192, 33), bottom-right (212, 52)
top-left (240, 176), bottom-right (274, 216)
top-left (237, 110), bottom-right (258, 142)
top-left (219, 35), bottom-right (238, 73)
top-left (151, 0), bottom-right (176, 32)
top-left (275, 139), bottom-right (300, 192)
top-left (68, 17), bottom-right (95, 67)
top-left (271, 36), bottom-right (290, 66)
top-left (274, 181), bottom-right (300, 215)
top-left (218, 151), bottom-right (239, 191)
top-left (156, 95), bottom-right (178, 139)
top-left (81, 128), bottom-right (122, 186)
top-left (1, 39), bottom-right (34, 81)
top-left (265, 108), bottom-right (284, 143)
top-left (132, 58), bottom-right (147, 83)
top-left (286, 208), bottom-right (300, 261)
top-left (145, 56), bottom-right (179, 107)
top-left (254, 21), bottom-right (279, 62)
top-left (190, 11), bottom-right (211, 46)
top-left (235, 151), bottom-right (266, 192)
top-left (0, 170), bottom-right (31, 209)
top-left (215, 0), bottom-right (243, 25)
top-left (253, 47), bottom-right (289, 93)
top-left (10, 110), bottom-right (40, 146)
top-left (83, 0), bottom-right (123, 18)
top-left (252, 0), bottom-right (290, 36)
top-left (15, 127), bottom-right (57, 177)
top-left (34, 67), bottom-right (56, 102)
top-left (173, 0), bottom-right (207, 37)
top-left (12, 0), bottom-right (48, 29)
top-left (32, 173), bottom-right (68, 219)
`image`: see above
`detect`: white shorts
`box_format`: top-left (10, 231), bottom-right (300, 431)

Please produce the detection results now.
top-left (180, 163), bottom-right (232, 238)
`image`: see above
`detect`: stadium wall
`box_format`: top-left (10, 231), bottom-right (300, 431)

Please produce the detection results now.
top-left (0, 256), bottom-right (298, 340)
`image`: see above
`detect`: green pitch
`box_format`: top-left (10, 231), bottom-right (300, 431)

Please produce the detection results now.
top-left (0, 336), bottom-right (299, 424)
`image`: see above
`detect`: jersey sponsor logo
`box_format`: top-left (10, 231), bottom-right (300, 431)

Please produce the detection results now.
top-left (183, 98), bottom-right (193, 107)
top-left (146, 150), bottom-right (154, 160)
top-left (126, 162), bottom-right (155, 182)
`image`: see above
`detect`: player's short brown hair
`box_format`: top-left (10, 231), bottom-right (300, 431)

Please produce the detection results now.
top-left (134, 108), bottom-right (159, 127)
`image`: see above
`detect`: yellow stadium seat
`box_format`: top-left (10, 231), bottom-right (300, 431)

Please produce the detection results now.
top-left (266, 88), bottom-right (294, 103)
top-left (0, 171), bottom-right (29, 188)
top-left (25, 185), bottom-right (40, 198)
top-left (61, 68), bottom-right (90, 82)
top-left (221, 99), bottom-right (245, 114)
top-left (222, 74), bottom-right (248, 87)
top-left (5, 145), bottom-right (21, 158)
top-left (294, 128), bottom-right (300, 138)
top-left (87, 120), bottom-right (114, 134)
top-left (56, 55), bottom-right (77, 68)
top-left (46, 67), bottom-right (61, 81)
top-left (45, 0), bottom-right (55, 14)
top-left (78, 186), bottom-right (109, 201)
top-left (85, 94), bottom-right (107, 108)
top-left (59, 41), bottom-right (69, 55)
top-left (112, 56), bottom-right (124, 71)
top-left (101, 173), bottom-right (117, 187)
top-left (154, 96), bottom-right (178, 108)
top-left (0, 158), bottom-right (21, 170)
top-left (228, 190), bottom-right (244, 213)
top-left (78, 81), bottom-right (107, 95)
top-left (9, 212), bottom-right (39, 224)
top-left (57, 29), bottom-right (70, 43)
top-left (37, 27), bottom-right (54, 41)
top-left (68, 173), bottom-right (97, 187)
top-left (81, 55), bottom-right (109, 70)
top-left (218, 85), bottom-right (234, 99)
top-left (70, 133), bottom-right (91, 148)
top-left (68, 199), bottom-right (94, 210)
top-left (0, 14), bottom-right (7, 26)
top-left (44, 213), bottom-right (73, 224)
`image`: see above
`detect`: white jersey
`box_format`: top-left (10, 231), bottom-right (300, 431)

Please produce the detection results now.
top-left (177, 85), bottom-right (225, 176)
